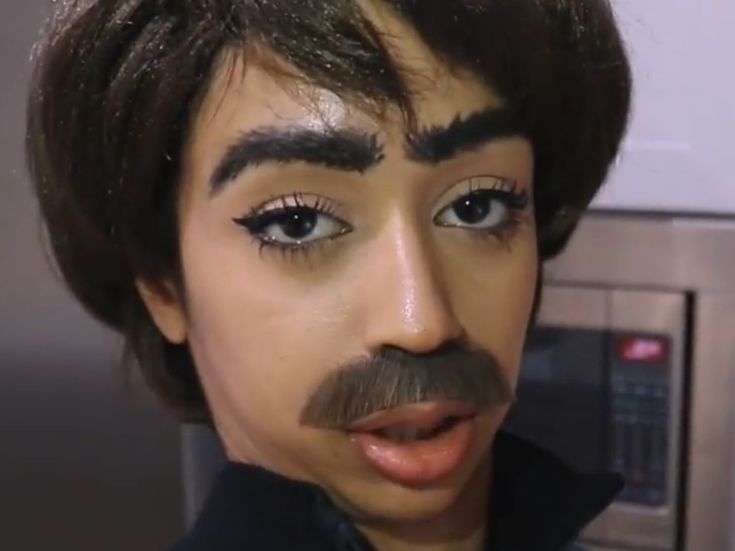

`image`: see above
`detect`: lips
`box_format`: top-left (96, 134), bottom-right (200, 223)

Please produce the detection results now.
top-left (347, 402), bottom-right (479, 487)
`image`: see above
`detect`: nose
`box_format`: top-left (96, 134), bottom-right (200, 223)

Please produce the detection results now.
top-left (355, 220), bottom-right (464, 354)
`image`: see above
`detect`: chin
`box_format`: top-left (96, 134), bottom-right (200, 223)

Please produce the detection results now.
top-left (350, 481), bottom-right (476, 524)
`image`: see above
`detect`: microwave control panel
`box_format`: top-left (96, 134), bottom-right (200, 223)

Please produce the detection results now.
top-left (609, 334), bottom-right (672, 507)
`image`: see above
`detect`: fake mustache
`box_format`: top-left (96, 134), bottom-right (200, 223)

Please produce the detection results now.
top-left (299, 344), bottom-right (516, 429)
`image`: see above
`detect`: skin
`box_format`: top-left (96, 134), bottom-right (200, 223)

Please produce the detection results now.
top-left (139, 7), bottom-right (538, 551)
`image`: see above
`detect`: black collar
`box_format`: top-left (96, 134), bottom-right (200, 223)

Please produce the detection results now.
top-left (172, 432), bottom-right (623, 551)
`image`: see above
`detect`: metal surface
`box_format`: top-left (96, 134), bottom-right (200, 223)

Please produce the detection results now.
top-left (545, 212), bottom-right (735, 551)
top-left (545, 213), bottom-right (735, 293)
top-left (587, 291), bottom-right (685, 550)
top-left (684, 293), bottom-right (735, 551)
top-left (535, 286), bottom-right (608, 330)
top-left (535, 286), bottom-right (686, 549)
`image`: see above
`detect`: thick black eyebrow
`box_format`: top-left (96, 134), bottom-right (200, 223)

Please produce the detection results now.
top-left (210, 126), bottom-right (385, 196)
top-left (405, 106), bottom-right (527, 164)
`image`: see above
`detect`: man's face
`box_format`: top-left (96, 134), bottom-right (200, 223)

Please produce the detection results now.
top-left (157, 11), bottom-right (537, 527)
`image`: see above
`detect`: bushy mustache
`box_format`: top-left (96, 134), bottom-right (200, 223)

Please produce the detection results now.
top-left (299, 344), bottom-right (515, 429)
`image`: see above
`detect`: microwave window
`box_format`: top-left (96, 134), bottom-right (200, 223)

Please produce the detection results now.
top-left (503, 327), bottom-right (609, 474)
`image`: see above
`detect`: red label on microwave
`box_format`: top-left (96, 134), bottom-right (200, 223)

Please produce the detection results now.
top-left (617, 336), bottom-right (669, 363)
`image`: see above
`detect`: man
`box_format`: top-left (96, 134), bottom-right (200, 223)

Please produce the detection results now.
top-left (26, 1), bottom-right (631, 549)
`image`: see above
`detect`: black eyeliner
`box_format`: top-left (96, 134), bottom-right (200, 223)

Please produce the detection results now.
top-left (233, 192), bottom-right (351, 256)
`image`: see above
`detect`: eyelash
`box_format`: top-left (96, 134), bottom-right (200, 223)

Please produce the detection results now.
top-left (233, 181), bottom-right (530, 259)
top-left (232, 193), bottom-right (347, 258)
top-left (484, 207), bottom-right (523, 246)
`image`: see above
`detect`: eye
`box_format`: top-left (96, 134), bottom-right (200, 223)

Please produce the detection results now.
top-left (233, 194), bottom-right (352, 249)
top-left (434, 189), bottom-right (515, 231)
top-left (251, 207), bottom-right (348, 245)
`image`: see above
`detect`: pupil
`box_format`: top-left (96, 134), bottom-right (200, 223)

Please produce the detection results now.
top-left (453, 194), bottom-right (489, 224)
top-left (281, 209), bottom-right (316, 239)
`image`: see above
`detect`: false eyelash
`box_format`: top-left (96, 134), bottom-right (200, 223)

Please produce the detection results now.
top-left (480, 209), bottom-right (526, 247)
top-left (233, 192), bottom-right (342, 234)
top-left (465, 177), bottom-right (531, 211)
top-left (248, 233), bottom-right (334, 261)
top-left (232, 192), bottom-right (348, 258)
top-left (244, 192), bottom-right (340, 220)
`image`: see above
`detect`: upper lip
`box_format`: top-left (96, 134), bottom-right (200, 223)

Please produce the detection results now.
top-left (347, 401), bottom-right (478, 433)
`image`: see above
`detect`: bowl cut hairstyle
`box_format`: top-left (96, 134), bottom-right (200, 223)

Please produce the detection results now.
top-left (26, 0), bottom-right (632, 422)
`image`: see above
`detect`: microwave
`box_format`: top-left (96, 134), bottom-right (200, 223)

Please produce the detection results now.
top-left (503, 285), bottom-right (687, 550)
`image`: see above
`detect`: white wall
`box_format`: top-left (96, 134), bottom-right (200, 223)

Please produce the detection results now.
top-left (593, 0), bottom-right (735, 214)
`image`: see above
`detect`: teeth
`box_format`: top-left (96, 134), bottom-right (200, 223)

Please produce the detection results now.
top-left (380, 427), bottom-right (431, 442)
top-left (376, 417), bottom-right (461, 442)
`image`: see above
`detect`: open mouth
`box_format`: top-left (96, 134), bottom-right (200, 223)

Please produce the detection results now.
top-left (347, 401), bottom-right (477, 434)
top-left (370, 415), bottom-right (469, 443)
top-left (347, 403), bottom-right (480, 487)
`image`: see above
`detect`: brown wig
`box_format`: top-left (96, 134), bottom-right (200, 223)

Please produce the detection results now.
top-left (26, 0), bottom-right (631, 422)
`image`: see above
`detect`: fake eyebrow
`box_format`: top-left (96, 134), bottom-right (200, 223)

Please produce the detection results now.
top-left (405, 106), bottom-right (527, 164)
top-left (209, 126), bottom-right (385, 196)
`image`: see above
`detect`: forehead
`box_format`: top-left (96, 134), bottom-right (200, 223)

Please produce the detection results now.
top-left (187, 2), bottom-right (505, 158)
top-left (180, 1), bottom-right (513, 199)
top-left (187, 51), bottom-right (503, 168)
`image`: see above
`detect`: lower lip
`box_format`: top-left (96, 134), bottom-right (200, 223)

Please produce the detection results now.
top-left (350, 417), bottom-right (476, 487)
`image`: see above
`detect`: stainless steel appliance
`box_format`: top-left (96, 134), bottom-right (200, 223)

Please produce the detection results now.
top-left (504, 286), bottom-right (686, 550)
top-left (537, 213), bottom-right (735, 551)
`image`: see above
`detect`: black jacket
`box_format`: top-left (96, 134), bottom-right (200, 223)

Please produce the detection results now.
top-left (171, 432), bottom-right (623, 551)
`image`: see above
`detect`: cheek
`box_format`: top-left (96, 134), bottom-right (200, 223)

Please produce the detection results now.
top-left (451, 233), bottom-right (538, 382)
top-left (176, 209), bottom-right (351, 436)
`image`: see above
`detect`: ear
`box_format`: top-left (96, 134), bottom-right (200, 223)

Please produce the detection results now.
top-left (135, 279), bottom-right (188, 344)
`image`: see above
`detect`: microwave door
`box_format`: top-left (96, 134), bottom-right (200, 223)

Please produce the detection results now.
top-left (506, 325), bottom-right (610, 474)
top-left (509, 285), bottom-right (686, 551)
top-left (505, 286), bottom-right (609, 471)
